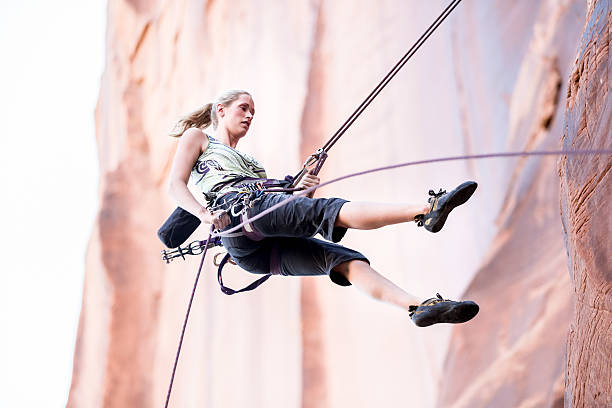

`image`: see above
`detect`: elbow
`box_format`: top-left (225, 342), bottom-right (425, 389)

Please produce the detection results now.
top-left (167, 178), bottom-right (183, 197)
top-left (167, 179), bottom-right (175, 195)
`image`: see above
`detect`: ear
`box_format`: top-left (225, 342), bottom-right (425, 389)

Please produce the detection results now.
top-left (216, 104), bottom-right (225, 118)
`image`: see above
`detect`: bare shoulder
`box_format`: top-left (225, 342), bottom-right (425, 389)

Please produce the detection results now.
top-left (169, 128), bottom-right (208, 181)
top-left (182, 127), bottom-right (206, 142)
top-left (180, 127), bottom-right (209, 151)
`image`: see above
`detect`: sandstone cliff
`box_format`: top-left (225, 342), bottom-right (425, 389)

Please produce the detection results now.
top-left (560, 0), bottom-right (612, 405)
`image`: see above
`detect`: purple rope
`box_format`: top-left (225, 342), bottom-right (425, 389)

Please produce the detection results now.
top-left (214, 148), bottom-right (612, 239)
top-left (165, 226), bottom-right (214, 408)
top-left (165, 147), bottom-right (610, 406)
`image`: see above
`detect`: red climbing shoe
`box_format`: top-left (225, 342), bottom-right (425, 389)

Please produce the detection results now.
top-left (408, 293), bottom-right (479, 327)
top-left (414, 181), bottom-right (477, 233)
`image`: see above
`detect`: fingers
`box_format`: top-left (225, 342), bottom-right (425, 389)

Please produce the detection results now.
top-left (305, 172), bottom-right (320, 183)
top-left (210, 210), bottom-right (230, 230)
top-left (307, 175), bottom-right (320, 186)
top-left (298, 172), bottom-right (320, 189)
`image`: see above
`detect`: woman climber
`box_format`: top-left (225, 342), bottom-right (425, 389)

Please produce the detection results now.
top-left (167, 89), bottom-right (479, 327)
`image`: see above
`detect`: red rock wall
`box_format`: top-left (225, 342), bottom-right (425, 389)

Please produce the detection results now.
top-left (559, 0), bottom-right (612, 406)
top-left (67, 0), bottom-right (607, 407)
top-left (438, 1), bottom-right (588, 407)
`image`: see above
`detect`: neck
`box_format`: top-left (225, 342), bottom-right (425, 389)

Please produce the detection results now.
top-left (215, 127), bottom-right (240, 149)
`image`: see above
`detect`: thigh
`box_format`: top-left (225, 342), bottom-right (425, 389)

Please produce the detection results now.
top-left (222, 234), bottom-right (273, 276)
top-left (277, 237), bottom-right (369, 286)
top-left (250, 193), bottom-right (349, 242)
top-left (218, 193), bottom-right (366, 285)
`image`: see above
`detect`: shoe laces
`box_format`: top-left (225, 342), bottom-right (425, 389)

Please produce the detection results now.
top-left (422, 292), bottom-right (447, 305)
top-left (409, 293), bottom-right (448, 316)
top-left (427, 188), bottom-right (446, 204)
top-left (414, 189), bottom-right (446, 227)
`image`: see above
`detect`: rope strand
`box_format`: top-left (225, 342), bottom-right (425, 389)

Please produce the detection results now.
top-left (321, 0), bottom-right (463, 153)
top-left (165, 226), bottom-right (214, 408)
top-left (216, 148), bottom-right (612, 239)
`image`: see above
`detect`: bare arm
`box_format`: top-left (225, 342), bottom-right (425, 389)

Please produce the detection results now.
top-left (168, 128), bottom-right (228, 228)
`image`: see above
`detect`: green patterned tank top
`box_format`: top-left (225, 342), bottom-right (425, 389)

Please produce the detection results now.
top-left (190, 135), bottom-right (267, 204)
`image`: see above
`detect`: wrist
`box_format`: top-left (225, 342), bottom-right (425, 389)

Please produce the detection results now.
top-left (197, 207), bottom-right (210, 223)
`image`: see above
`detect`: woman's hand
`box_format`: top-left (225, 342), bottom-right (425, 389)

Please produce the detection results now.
top-left (203, 209), bottom-right (231, 230)
top-left (296, 171), bottom-right (321, 198)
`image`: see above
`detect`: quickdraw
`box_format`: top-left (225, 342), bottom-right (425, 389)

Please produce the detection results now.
top-left (161, 237), bottom-right (223, 263)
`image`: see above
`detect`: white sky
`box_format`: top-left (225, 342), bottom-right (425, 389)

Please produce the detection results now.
top-left (0, 1), bottom-right (105, 406)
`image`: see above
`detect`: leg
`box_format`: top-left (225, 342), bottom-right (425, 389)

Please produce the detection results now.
top-left (334, 180), bottom-right (478, 231)
top-left (334, 260), bottom-right (480, 327)
top-left (335, 201), bottom-right (428, 230)
top-left (333, 260), bottom-right (422, 310)
top-left (250, 194), bottom-right (351, 241)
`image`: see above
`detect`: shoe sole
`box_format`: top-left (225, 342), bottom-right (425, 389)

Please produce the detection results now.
top-left (427, 181), bottom-right (477, 233)
top-left (414, 301), bottom-right (479, 327)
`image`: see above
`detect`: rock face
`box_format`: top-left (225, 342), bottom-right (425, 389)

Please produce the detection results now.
top-left (560, 0), bottom-right (612, 406)
top-left (438, 0), bottom-right (589, 407)
top-left (67, 1), bottom-right (607, 407)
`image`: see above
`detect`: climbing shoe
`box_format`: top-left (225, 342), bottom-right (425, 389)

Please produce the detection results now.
top-left (414, 181), bottom-right (477, 233)
top-left (408, 293), bottom-right (479, 327)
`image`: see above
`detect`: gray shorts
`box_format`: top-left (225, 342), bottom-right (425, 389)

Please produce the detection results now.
top-left (218, 192), bottom-right (369, 286)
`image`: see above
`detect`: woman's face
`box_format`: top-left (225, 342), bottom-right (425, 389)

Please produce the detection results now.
top-left (219, 94), bottom-right (255, 138)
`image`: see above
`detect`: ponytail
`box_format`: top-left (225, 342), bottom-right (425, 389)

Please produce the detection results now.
top-left (169, 89), bottom-right (251, 137)
top-left (168, 103), bottom-right (213, 138)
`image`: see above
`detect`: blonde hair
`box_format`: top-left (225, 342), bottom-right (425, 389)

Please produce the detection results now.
top-left (169, 89), bottom-right (252, 137)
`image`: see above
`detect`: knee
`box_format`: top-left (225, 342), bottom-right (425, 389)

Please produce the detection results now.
top-left (333, 259), bottom-right (368, 282)
top-left (334, 215), bottom-right (348, 229)
top-left (332, 261), bottom-right (350, 280)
